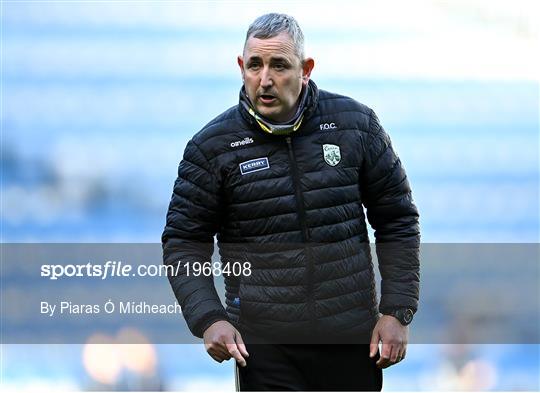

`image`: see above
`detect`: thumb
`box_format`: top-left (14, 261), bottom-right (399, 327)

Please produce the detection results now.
top-left (370, 327), bottom-right (380, 358)
top-left (235, 330), bottom-right (249, 358)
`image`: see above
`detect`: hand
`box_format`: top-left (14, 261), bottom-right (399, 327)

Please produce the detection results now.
top-left (203, 320), bottom-right (249, 367)
top-left (369, 315), bottom-right (408, 369)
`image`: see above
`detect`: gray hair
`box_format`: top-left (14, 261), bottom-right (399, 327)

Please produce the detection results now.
top-left (244, 13), bottom-right (305, 60)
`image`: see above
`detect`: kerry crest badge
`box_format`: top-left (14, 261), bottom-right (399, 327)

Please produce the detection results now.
top-left (322, 144), bottom-right (341, 166)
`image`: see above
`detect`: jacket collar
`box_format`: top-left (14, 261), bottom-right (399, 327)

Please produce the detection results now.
top-left (238, 79), bottom-right (319, 136)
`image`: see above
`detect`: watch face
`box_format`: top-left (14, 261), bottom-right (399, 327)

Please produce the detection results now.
top-left (403, 309), bottom-right (413, 324)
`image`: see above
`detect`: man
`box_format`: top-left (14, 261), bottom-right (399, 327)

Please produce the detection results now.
top-left (162, 13), bottom-right (420, 391)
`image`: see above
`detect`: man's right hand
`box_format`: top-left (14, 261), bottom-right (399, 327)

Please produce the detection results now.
top-left (203, 320), bottom-right (249, 367)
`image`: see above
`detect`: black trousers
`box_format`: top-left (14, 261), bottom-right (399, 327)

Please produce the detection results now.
top-left (236, 338), bottom-right (383, 391)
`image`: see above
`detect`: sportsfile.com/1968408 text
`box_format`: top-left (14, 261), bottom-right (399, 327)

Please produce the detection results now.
top-left (40, 260), bottom-right (252, 280)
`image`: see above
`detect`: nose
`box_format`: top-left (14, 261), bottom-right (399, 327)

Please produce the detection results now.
top-left (259, 66), bottom-right (273, 88)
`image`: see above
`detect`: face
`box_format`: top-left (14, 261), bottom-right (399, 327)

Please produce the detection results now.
top-left (238, 32), bottom-right (314, 123)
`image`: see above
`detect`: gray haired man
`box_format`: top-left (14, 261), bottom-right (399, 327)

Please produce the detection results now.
top-left (163, 12), bottom-right (420, 391)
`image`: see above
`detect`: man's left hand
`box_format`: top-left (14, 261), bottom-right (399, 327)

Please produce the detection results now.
top-left (369, 315), bottom-right (408, 369)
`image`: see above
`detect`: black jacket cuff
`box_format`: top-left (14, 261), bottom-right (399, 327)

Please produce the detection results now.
top-left (193, 311), bottom-right (230, 338)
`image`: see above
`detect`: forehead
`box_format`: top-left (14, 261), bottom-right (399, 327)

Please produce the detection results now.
top-left (244, 32), bottom-right (298, 61)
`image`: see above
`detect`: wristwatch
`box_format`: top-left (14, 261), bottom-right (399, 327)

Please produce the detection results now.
top-left (387, 308), bottom-right (414, 326)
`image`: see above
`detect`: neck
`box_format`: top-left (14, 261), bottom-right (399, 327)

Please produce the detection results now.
top-left (239, 80), bottom-right (317, 136)
top-left (241, 87), bottom-right (308, 135)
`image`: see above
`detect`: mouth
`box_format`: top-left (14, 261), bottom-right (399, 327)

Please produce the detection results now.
top-left (258, 94), bottom-right (277, 105)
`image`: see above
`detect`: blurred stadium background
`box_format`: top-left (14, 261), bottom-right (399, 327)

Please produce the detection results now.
top-left (1, 0), bottom-right (539, 391)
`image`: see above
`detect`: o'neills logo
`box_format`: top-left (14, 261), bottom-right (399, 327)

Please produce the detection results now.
top-left (230, 137), bottom-right (254, 148)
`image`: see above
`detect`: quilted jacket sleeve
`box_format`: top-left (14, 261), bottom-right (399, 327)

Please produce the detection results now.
top-left (361, 109), bottom-right (421, 314)
top-left (161, 139), bottom-right (228, 338)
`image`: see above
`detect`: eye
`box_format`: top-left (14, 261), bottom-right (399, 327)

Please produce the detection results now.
top-left (274, 63), bottom-right (285, 71)
top-left (248, 62), bottom-right (261, 70)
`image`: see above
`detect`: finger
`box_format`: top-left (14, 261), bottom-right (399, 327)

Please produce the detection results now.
top-left (226, 342), bottom-right (246, 367)
top-left (208, 352), bottom-right (224, 363)
top-left (397, 345), bottom-right (407, 362)
top-left (390, 343), bottom-right (401, 363)
top-left (376, 355), bottom-right (391, 369)
top-left (376, 342), bottom-right (392, 368)
top-left (207, 344), bottom-right (232, 361)
top-left (369, 328), bottom-right (380, 358)
top-left (381, 341), bottom-right (392, 361)
top-left (235, 331), bottom-right (249, 358)
top-left (217, 349), bottom-right (233, 360)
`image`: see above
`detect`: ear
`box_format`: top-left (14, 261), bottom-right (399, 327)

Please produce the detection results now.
top-left (237, 56), bottom-right (245, 80)
top-left (301, 57), bottom-right (315, 86)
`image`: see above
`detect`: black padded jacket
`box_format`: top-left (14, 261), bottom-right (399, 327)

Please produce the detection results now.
top-left (162, 80), bottom-right (420, 343)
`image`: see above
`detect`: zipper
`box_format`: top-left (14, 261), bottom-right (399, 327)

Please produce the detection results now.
top-left (285, 136), bottom-right (315, 333)
top-left (286, 137), bottom-right (309, 242)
